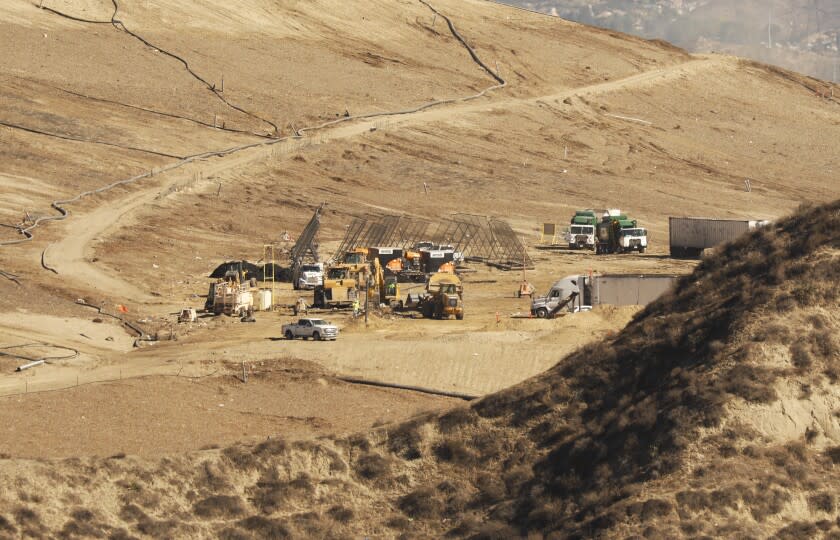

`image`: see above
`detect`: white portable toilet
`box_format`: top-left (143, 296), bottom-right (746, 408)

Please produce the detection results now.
top-left (257, 289), bottom-right (273, 311)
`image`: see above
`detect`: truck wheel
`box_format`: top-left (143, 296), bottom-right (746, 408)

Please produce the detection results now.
top-left (285, 330), bottom-right (294, 340)
top-left (536, 307), bottom-right (548, 319)
top-left (313, 332), bottom-right (321, 341)
top-left (456, 313), bottom-right (464, 320)
top-left (639, 247), bottom-right (646, 254)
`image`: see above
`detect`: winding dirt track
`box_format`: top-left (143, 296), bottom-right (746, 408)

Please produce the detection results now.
top-left (46, 56), bottom-right (722, 303)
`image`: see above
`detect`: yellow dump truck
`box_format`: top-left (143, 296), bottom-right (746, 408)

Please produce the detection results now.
top-left (419, 273), bottom-right (464, 320)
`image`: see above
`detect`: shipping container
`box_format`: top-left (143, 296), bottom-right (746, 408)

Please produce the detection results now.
top-left (669, 217), bottom-right (768, 257)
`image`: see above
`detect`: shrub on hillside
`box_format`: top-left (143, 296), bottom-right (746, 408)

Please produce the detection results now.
top-left (398, 487), bottom-right (443, 519)
top-left (437, 406), bottom-right (479, 433)
top-left (434, 439), bottom-right (477, 466)
top-left (807, 492), bottom-right (835, 513)
top-left (236, 516), bottom-right (291, 538)
top-left (193, 495), bottom-right (246, 519)
top-left (354, 452), bottom-right (393, 480)
top-left (326, 505), bottom-right (353, 523)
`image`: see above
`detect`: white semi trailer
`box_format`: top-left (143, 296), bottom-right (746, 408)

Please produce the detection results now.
top-left (669, 217), bottom-right (769, 258)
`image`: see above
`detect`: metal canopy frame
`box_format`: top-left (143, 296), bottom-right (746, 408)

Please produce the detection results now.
top-left (332, 212), bottom-right (531, 269)
top-left (489, 219), bottom-right (531, 267)
top-left (290, 203), bottom-right (324, 264)
top-left (332, 216), bottom-right (369, 262)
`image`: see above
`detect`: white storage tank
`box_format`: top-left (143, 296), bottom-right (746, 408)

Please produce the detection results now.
top-left (257, 289), bottom-right (272, 311)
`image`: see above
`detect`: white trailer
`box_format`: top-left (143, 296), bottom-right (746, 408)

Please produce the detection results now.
top-left (588, 274), bottom-right (678, 307)
top-left (669, 217), bottom-right (769, 258)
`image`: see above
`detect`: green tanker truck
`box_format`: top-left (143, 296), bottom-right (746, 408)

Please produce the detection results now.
top-left (595, 209), bottom-right (648, 255)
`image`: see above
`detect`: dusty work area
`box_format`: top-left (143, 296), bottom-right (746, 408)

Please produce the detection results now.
top-left (0, 359), bottom-right (456, 459)
top-left (0, 0), bottom-right (838, 537)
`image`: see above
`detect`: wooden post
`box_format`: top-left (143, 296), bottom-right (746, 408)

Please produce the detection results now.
top-left (364, 277), bottom-right (370, 326)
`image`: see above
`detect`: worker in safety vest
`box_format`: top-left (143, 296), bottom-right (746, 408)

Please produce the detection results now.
top-left (352, 298), bottom-right (360, 317)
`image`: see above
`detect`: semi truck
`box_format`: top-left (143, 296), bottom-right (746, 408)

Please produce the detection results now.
top-left (669, 217), bottom-right (770, 258)
top-left (596, 209), bottom-right (647, 254)
top-left (530, 273), bottom-right (679, 318)
top-left (294, 262), bottom-right (324, 290)
top-left (564, 209), bottom-right (597, 249)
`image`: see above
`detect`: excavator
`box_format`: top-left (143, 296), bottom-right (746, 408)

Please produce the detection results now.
top-left (371, 257), bottom-right (402, 308)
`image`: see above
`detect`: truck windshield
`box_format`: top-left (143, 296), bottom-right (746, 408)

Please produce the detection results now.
top-left (622, 229), bottom-right (647, 236)
top-left (301, 265), bottom-right (321, 272)
top-left (308, 319), bottom-right (327, 326)
top-left (328, 269), bottom-right (347, 279)
top-left (570, 226), bottom-right (593, 234)
top-left (345, 254), bottom-right (364, 264)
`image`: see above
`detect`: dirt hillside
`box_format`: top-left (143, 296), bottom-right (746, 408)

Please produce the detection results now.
top-left (0, 0), bottom-right (839, 537)
top-left (0, 197), bottom-right (836, 539)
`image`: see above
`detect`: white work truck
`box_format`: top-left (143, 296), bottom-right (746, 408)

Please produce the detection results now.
top-left (282, 318), bottom-right (339, 341)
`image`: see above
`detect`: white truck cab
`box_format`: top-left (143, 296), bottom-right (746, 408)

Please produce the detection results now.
top-left (297, 263), bottom-right (324, 290)
top-left (619, 228), bottom-right (648, 253)
top-left (565, 225), bottom-right (596, 249)
top-left (530, 275), bottom-right (585, 318)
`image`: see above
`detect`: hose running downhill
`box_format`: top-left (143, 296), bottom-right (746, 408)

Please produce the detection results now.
top-left (1, 1), bottom-right (506, 253)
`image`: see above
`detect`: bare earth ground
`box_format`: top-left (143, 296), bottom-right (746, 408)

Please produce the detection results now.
top-left (0, 359), bottom-right (455, 459)
top-left (0, 2), bottom-right (838, 529)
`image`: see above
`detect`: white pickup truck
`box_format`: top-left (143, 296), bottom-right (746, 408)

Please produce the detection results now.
top-left (282, 318), bottom-right (339, 341)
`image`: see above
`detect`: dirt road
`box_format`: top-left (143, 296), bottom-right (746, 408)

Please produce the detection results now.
top-left (42, 56), bottom-right (720, 306)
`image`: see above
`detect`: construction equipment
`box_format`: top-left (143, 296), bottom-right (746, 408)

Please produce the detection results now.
top-left (314, 245), bottom-right (371, 309)
top-left (669, 217), bottom-right (770, 258)
top-left (291, 204), bottom-right (324, 290)
top-left (178, 307), bottom-right (197, 323)
top-left (418, 273), bottom-right (464, 320)
top-left (564, 210), bottom-right (597, 249)
top-left (209, 266), bottom-right (256, 317)
top-left (313, 265), bottom-right (359, 309)
top-left (595, 209), bottom-right (648, 254)
top-left (371, 257), bottom-right (402, 308)
top-left (205, 262), bottom-right (256, 316)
